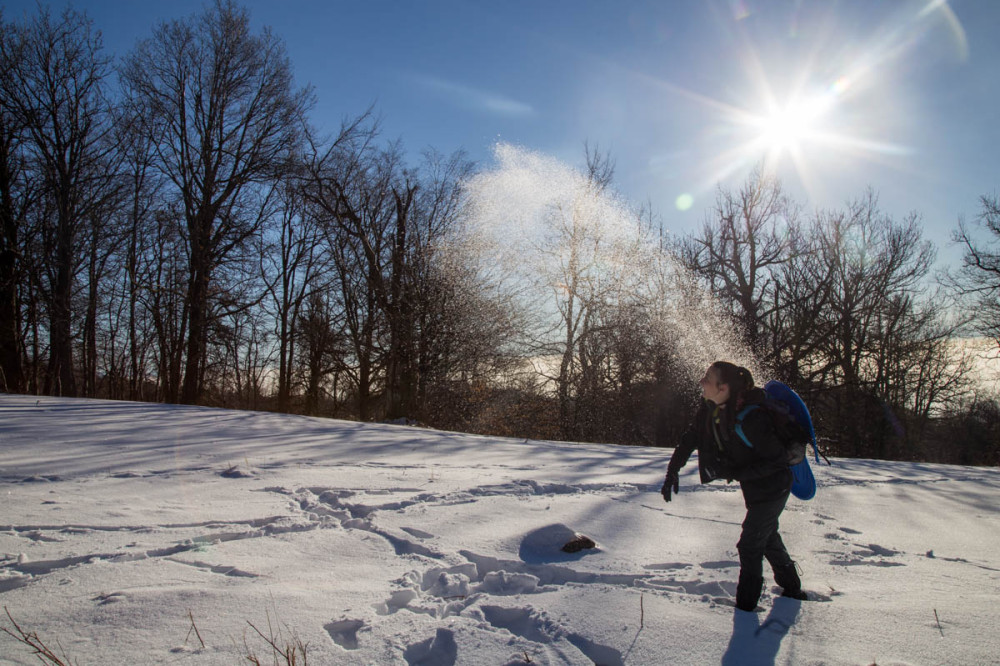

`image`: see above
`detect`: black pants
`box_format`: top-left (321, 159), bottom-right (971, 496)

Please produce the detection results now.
top-left (736, 491), bottom-right (795, 581)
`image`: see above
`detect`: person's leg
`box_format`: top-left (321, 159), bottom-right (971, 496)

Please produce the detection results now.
top-left (736, 494), bottom-right (787, 611)
top-left (735, 571), bottom-right (764, 612)
top-left (764, 530), bottom-right (792, 569)
top-left (765, 530), bottom-right (804, 595)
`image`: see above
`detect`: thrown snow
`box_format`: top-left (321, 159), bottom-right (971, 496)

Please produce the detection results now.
top-left (1, 395), bottom-right (998, 665)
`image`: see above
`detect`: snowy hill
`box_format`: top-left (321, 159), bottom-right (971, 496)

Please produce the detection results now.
top-left (1, 395), bottom-right (998, 665)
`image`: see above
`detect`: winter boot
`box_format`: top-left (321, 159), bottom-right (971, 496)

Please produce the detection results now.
top-left (735, 573), bottom-right (763, 612)
top-left (773, 561), bottom-right (806, 599)
top-left (781, 588), bottom-right (809, 601)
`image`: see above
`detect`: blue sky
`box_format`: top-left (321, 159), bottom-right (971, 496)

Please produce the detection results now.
top-left (4, 0), bottom-right (997, 265)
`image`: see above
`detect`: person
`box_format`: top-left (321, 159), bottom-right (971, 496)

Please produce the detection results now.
top-left (661, 361), bottom-right (807, 611)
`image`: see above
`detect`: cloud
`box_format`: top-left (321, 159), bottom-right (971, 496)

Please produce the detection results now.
top-left (413, 75), bottom-right (535, 118)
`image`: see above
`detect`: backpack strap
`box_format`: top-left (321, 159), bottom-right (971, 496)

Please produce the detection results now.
top-left (734, 404), bottom-right (759, 448)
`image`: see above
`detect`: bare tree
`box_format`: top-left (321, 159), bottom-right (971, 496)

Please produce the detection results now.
top-left (677, 166), bottom-right (798, 362)
top-left (767, 216), bottom-right (834, 382)
top-left (260, 178), bottom-right (329, 413)
top-left (144, 207), bottom-right (188, 402)
top-left (813, 192), bottom-right (935, 389)
top-left (403, 148), bottom-right (476, 414)
top-left (0, 6), bottom-right (119, 396)
top-left (864, 290), bottom-right (975, 458)
top-left (113, 102), bottom-right (164, 400)
top-left (415, 244), bottom-right (523, 415)
top-left (0, 16), bottom-right (34, 393)
top-left (527, 146), bottom-right (661, 440)
top-left (296, 289), bottom-right (345, 416)
top-left (544, 164), bottom-right (612, 439)
top-left (80, 195), bottom-right (128, 397)
top-left (302, 119), bottom-right (391, 420)
top-left (121, 0), bottom-right (310, 404)
top-left (302, 111), bottom-right (485, 422)
top-left (946, 193), bottom-right (1000, 349)
top-left (329, 220), bottom-right (383, 420)
top-left (208, 295), bottom-right (272, 409)
top-left (807, 192), bottom-right (938, 456)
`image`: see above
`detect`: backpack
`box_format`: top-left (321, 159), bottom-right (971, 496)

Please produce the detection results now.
top-left (734, 380), bottom-right (823, 500)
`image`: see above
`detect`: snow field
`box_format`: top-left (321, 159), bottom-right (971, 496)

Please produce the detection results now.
top-left (1, 394), bottom-right (998, 665)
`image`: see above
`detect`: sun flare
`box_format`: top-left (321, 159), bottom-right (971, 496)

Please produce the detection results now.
top-left (759, 111), bottom-right (801, 151)
top-left (671, 0), bottom-right (967, 201)
top-left (742, 91), bottom-right (841, 168)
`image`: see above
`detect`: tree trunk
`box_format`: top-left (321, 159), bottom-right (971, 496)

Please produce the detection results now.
top-left (45, 206), bottom-right (76, 397)
top-left (0, 133), bottom-right (23, 393)
top-left (181, 220), bottom-right (211, 405)
top-left (0, 245), bottom-right (20, 392)
top-left (385, 187), bottom-right (416, 420)
top-left (82, 232), bottom-right (99, 397)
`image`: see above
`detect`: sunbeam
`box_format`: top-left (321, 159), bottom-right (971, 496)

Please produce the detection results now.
top-left (638, 0), bottom-right (968, 200)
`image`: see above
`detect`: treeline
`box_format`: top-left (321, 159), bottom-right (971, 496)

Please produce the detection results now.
top-left (676, 170), bottom-right (998, 465)
top-left (0, 2), bottom-right (996, 465)
top-left (0, 2), bottom-right (521, 421)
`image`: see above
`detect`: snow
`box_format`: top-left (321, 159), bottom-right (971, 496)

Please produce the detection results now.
top-left (1, 394), bottom-right (998, 665)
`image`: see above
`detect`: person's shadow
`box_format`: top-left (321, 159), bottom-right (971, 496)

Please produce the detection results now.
top-left (721, 598), bottom-right (801, 666)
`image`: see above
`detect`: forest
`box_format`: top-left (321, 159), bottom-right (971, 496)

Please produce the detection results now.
top-left (1, 2), bottom-right (997, 465)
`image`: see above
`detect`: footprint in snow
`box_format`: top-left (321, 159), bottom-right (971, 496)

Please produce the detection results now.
top-left (20, 475), bottom-right (61, 483)
top-left (22, 531), bottom-right (64, 543)
top-left (325, 618), bottom-right (366, 650)
top-left (642, 562), bottom-right (693, 571)
top-left (219, 466), bottom-right (254, 479)
top-left (402, 527), bottom-right (435, 540)
top-left (93, 592), bottom-right (127, 605)
top-left (479, 606), bottom-right (624, 666)
top-left (827, 540), bottom-right (904, 567)
top-left (862, 543), bottom-right (899, 557)
top-left (642, 578), bottom-right (734, 597)
top-left (404, 627), bottom-right (458, 666)
top-left (167, 559), bottom-right (260, 578)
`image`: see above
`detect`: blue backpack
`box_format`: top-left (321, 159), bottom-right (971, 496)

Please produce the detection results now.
top-left (734, 380), bottom-right (823, 500)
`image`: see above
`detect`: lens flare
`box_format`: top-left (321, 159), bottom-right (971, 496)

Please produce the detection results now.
top-left (675, 193), bottom-right (694, 211)
top-left (829, 77), bottom-right (851, 96)
top-left (637, 0), bottom-right (964, 201)
top-left (729, 0), bottom-right (751, 21)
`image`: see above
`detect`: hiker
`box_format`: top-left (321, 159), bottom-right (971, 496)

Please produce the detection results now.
top-left (661, 361), bottom-right (808, 611)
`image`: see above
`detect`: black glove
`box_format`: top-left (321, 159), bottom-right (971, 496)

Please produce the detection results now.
top-left (661, 469), bottom-right (679, 502)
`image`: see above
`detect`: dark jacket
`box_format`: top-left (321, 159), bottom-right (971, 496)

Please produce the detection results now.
top-left (667, 388), bottom-right (792, 506)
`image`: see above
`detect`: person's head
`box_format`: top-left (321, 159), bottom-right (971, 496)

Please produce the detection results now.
top-left (699, 361), bottom-right (754, 407)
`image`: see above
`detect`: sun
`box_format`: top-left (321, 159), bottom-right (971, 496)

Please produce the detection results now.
top-left (687, 79), bottom-right (856, 191)
top-left (752, 95), bottom-right (832, 158)
top-left (658, 0), bottom-right (966, 202)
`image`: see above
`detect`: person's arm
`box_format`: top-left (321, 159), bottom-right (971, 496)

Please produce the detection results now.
top-left (667, 427), bottom-right (697, 475)
top-left (662, 407), bottom-right (703, 501)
